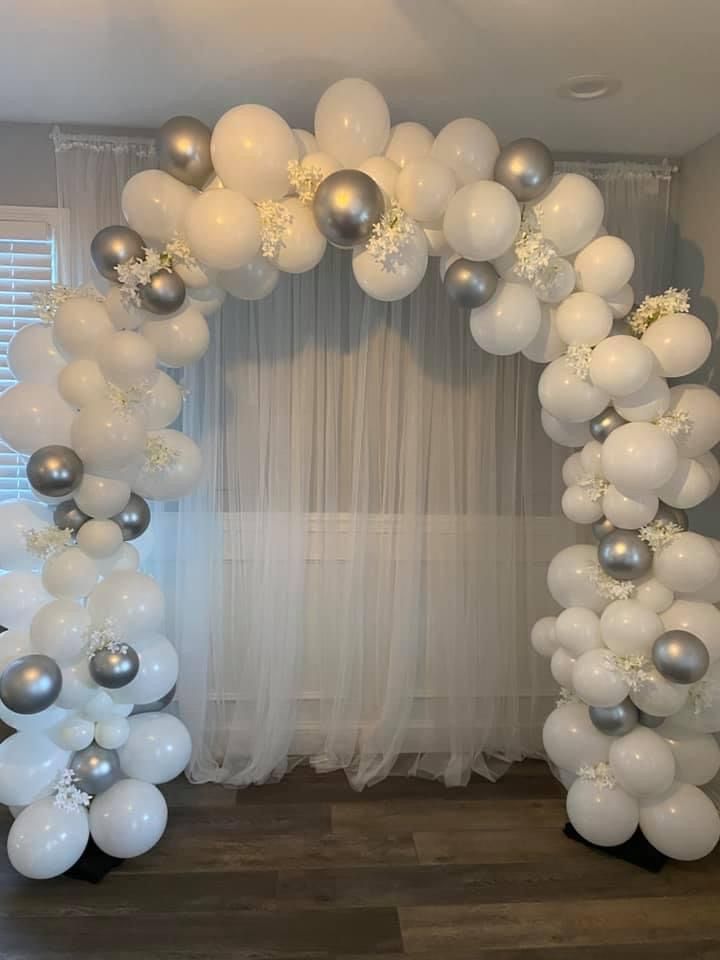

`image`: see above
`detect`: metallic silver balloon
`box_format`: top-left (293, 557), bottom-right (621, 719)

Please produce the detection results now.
top-left (591, 516), bottom-right (616, 541)
top-left (89, 645), bottom-right (140, 690)
top-left (493, 138), bottom-right (554, 202)
top-left (598, 529), bottom-right (652, 581)
top-left (131, 684), bottom-right (176, 716)
top-left (139, 269), bottom-right (186, 316)
top-left (638, 711), bottom-right (665, 728)
top-left (654, 502), bottom-right (689, 531)
top-left (444, 259), bottom-right (498, 309)
top-left (91, 225), bottom-right (145, 281)
top-left (589, 699), bottom-right (639, 736)
top-left (652, 630), bottom-right (709, 684)
top-left (589, 407), bottom-right (627, 443)
top-left (158, 115), bottom-right (214, 189)
top-left (27, 444), bottom-right (83, 498)
top-left (70, 744), bottom-right (121, 795)
top-left (0, 654), bottom-right (62, 714)
top-left (110, 493), bottom-right (151, 542)
top-left (53, 499), bottom-right (90, 536)
top-left (313, 169), bottom-right (384, 248)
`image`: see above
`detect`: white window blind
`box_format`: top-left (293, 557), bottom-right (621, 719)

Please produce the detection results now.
top-left (0, 214), bottom-right (56, 500)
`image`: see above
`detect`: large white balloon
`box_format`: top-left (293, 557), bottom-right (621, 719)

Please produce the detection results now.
top-left (96, 331), bottom-right (157, 389)
top-left (133, 429), bottom-right (202, 501)
top-left (530, 174), bottom-right (604, 255)
top-left (634, 575), bottom-right (674, 615)
top-left (111, 633), bottom-right (178, 706)
top-left (661, 600), bottom-right (720, 662)
top-left (661, 728), bottom-right (720, 785)
top-left (121, 169), bottom-right (195, 245)
top-left (588, 336), bottom-right (654, 397)
top-left (118, 712), bottom-right (191, 783)
top-left (555, 607), bottom-right (602, 657)
top-left (352, 221), bottom-right (428, 302)
top-left (600, 599), bottom-right (663, 657)
top-left (219, 256), bottom-right (279, 302)
top-left (573, 236), bottom-right (635, 298)
top-left (7, 796), bottom-right (89, 879)
top-left (212, 103), bottom-right (299, 200)
top-left (658, 457), bottom-right (714, 509)
top-left (540, 410), bottom-right (591, 448)
top-left (538, 358), bottom-right (610, 423)
top-left (630, 667), bottom-right (688, 717)
top-left (272, 198), bottom-right (326, 274)
top-left (542, 701), bottom-right (611, 770)
top-left (384, 122), bottom-right (434, 169)
top-left (640, 782), bottom-right (720, 860)
top-left (95, 716), bottom-right (130, 750)
top-left (430, 118), bottom-right (499, 184)
top-left (547, 544), bottom-right (608, 613)
top-left (522, 306), bottom-right (565, 363)
top-left (42, 547), bottom-right (99, 600)
top-left (613, 375), bottom-right (670, 423)
top-left (572, 648), bottom-right (629, 708)
top-left (183, 189), bottom-right (261, 270)
top-left (88, 570), bottom-right (164, 635)
top-left (77, 519), bottom-right (124, 560)
top-left (443, 181), bottom-right (520, 261)
top-left (57, 357), bottom-right (108, 409)
top-left (561, 484), bottom-right (603, 524)
top-left (0, 382), bottom-right (73, 454)
top-left (653, 532), bottom-right (720, 594)
top-left (74, 473), bottom-right (131, 520)
top-left (314, 79), bottom-right (389, 167)
top-left (0, 732), bottom-right (70, 806)
top-left (141, 305), bottom-right (210, 368)
top-left (89, 778), bottom-right (168, 859)
top-left (567, 778), bottom-right (639, 846)
top-left (469, 282), bottom-right (541, 356)
top-left (555, 292), bottom-right (613, 346)
top-left (0, 499), bottom-right (51, 572)
top-left (667, 384), bottom-right (720, 458)
top-left (396, 158), bottom-right (456, 223)
top-left (359, 156), bottom-right (400, 202)
top-left (71, 400), bottom-right (146, 476)
top-left (53, 298), bottom-right (114, 362)
top-left (30, 599), bottom-right (90, 663)
top-left (600, 422), bottom-right (678, 494)
top-left (602, 485), bottom-right (657, 529)
top-left (187, 284), bottom-right (226, 317)
top-left (609, 727), bottom-right (675, 798)
top-left (9, 323), bottom-right (65, 383)
top-left (0, 571), bottom-right (52, 629)
top-left (641, 314), bottom-right (711, 378)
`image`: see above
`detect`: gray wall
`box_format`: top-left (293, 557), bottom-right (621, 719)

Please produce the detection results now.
top-left (0, 123), bottom-right (57, 206)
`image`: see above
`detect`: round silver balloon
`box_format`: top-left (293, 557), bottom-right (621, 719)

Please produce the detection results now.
top-left (638, 711), bottom-right (665, 728)
top-left (654, 502), bottom-right (689, 531)
top-left (0, 654), bottom-right (62, 715)
top-left (589, 699), bottom-right (638, 736)
top-left (27, 445), bottom-right (83, 498)
top-left (598, 529), bottom-right (652, 581)
top-left (652, 630), bottom-right (709, 684)
top-left (591, 516), bottom-right (616, 541)
top-left (91, 225), bottom-right (145, 281)
top-left (53, 499), bottom-right (90, 537)
top-left (139, 269), bottom-right (186, 316)
top-left (313, 169), bottom-right (384, 248)
top-left (589, 407), bottom-right (627, 443)
top-left (89, 645), bottom-right (140, 690)
top-left (444, 259), bottom-right (498, 309)
top-left (493, 138), bottom-right (554, 202)
top-left (158, 115), bottom-right (214, 189)
top-left (110, 493), bottom-right (151, 542)
top-left (70, 744), bottom-right (122, 795)
top-left (131, 684), bottom-right (176, 716)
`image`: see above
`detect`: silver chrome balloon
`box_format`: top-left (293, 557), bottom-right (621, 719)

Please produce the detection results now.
top-left (598, 529), bottom-right (652, 581)
top-left (158, 115), bottom-right (214, 189)
top-left (70, 744), bottom-right (122, 795)
top-left (131, 684), bottom-right (176, 716)
top-left (0, 654), bottom-right (62, 715)
top-left (652, 630), bottom-right (709, 684)
top-left (493, 138), bottom-right (554, 202)
top-left (89, 645), bottom-right (140, 690)
top-left (139, 269), bottom-right (186, 316)
top-left (589, 407), bottom-right (627, 443)
top-left (91, 225), bottom-right (145, 281)
top-left (313, 169), bottom-right (384, 248)
top-left (591, 516), bottom-right (616, 541)
top-left (638, 710), bottom-right (664, 728)
top-left (654, 502), bottom-right (689, 532)
top-left (444, 259), bottom-right (498, 309)
top-left (53, 499), bottom-right (90, 537)
top-left (589, 699), bottom-right (638, 736)
top-left (111, 493), bottom-right (151, 542)
top-left (27, 445), bottom-right (83, 498)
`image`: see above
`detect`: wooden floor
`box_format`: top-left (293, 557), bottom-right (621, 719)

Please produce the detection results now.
top-left (2, 760), bottom-right (720, 959)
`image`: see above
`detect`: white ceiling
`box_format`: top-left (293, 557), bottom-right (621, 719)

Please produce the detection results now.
top-left (4, 0), bottom-right (720, 155)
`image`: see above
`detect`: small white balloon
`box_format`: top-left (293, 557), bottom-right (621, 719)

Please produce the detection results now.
top-left (140, 371), bottom-right (183, 430)
top-left (219, 255), bottom-right (279, 301)
top-left (470, 282), bottom-right (541, 356)
top-left (443, 181), bottom-right (520, 261)
top-left (0, 571), bottom-right (52, 629)
top-left (555, 607), bottom-right (602, 657)
top-left (601, 422), bottom-right (678, 494)
top-left (111, 633), bottom-right (178, 706)
top-left (609, 727), bottom-right (676, 799)
top-left (121, 169), bottom-right (195, 245)
top-left (7, 796), bottom-right (89, 879)
top-left (271, 197), bottom-right (326, 274)
top-left (530, 616), bottom-right (559, 658)
top-left (183, 188), bottom-right (261, 270)
top-left (634, 576), bottom-right (674, 615)
top-left (82, 689), bottom-right (116, 722)
top-left (173, 258), bottom-right (217, 291)
top-left (555, 292), bottom-right (613, 346)
top-left (133, 429), bottom-right (201, 501)
top-left (667, 384), bottom-right (720, 459)
top-left (48, 712), bottom-right (95, 751)
top-left (187, 284), bottom-right (226, 317)
top-left (567, 777), bottom-right (639, 846)
top-left (600, 599), bottom-right (663, 657)
top-left (96, 330), bottom-right (157, 389)
top-left (88, 570), bottom-right (164, 635)
top-left (542, 701), bottom-right (611, 770)
top-left (654, 532), bottom-right (720, 594)
top-left (30, 599), bottom-right (90, 663)
top-left (42, 547), bottom-right (99, 600)
top-left (77, 519), bottom-right (124, 560)
top-left (74, 474), bottom-right (130, 520)
top-left (540, 410), bottom-right (591, 448)
top-left (56, 656), bottom-right (96, 711)
top-left (588, 336), bottom-right (654, 397)
top-left (574, 236), bottom-right (635, 298)
top-left (118, 712), bottom-right (191, 783)
top-left (580, 440), bottom-right (603, 476)
top-left (423, 223), bottom-right (452, 258)
top-left (602, 485), bottom-right (657, 529)
top-left (89, 778), bottom-right (168, 859)
top-left (430, 117), bottom-right (499, 184)
top-left (661, 728), bottom-right (720, 785)
top-left (538, 357), bottom-right (610, 423)
top-left (614, 376), bottom-right (670, 423)
top-left (141, 305), bottom-right (210, 368)
top-left (562, 485), bottom-right (603, 524)
top-left (0, 628), bottom-right (30, 668)
top-left (53, 298), bottom-right (114, 362)
top-left (292, 128), bottom-right (318, 158)
top-left (658, 457), bottom-right (714, 509)
top-left (352, 221), bottom-right (428, 302)
top-left (640, 782), bottom-right (720, 860)
top-left (533, 257), bottom-right (576, 305)
top-left (642, 313), bottom-right (711, 378)
top-left (522, 305), bottom-right (566, 363)
top-left (630, 667), bottom-right (689, 717)
top-left (359, 156), bottom-right (400, 202)
top-left (606, 284), bottom-right (634, 320)
top-left (384, 122), bottom-right (434, 169)
top-left (550, 647), bottom-right (576, 687)
top-left (547, 544), bottom-right (608, 613)
top-left (57, 357), bottom-right (108, 409)
top-left (528, 174), bottom-right (604, 255)
top-left (572, 648), bottom-right (629, 708)
top-left (562, 451), bottom-right (586, 487)
top-left (9, 323), bottom-right (65, 383)
top-left (0, 383), bottom-right (73, 454)
top-left (396, 158), bottom-right (456, 223)
top-left (95, 716), bottom-right (131, 750)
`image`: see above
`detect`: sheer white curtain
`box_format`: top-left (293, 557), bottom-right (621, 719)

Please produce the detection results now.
top-left (53, 135), bottom-right (676, 787)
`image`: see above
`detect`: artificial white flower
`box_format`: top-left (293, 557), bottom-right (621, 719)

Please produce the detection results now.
top-left (638, 519), bottom-right (683, 553)
top-left (256, 200), bottom-right (293, 260)
top-left (628, 287), bottom-right (690, 336)
top-left (586, 562), bottom-right (636, 601)
top-left (366, 202), bottom-right (415, 270)
top-left (53, 769), bottom-right (92, 813)
top-left (85, 618), bottom-right (127, 658)
top-left (578, 475), bottom-right (609, 503)
top-left (556, 687), bottom-right (581, 707)
top-left (514, 208), bottom-right (557, 284)
top-left (655, 409), bottom-right (693, 439)
top-left (577, 761), bottom-right (617, 789)
top-left (143, 436), bottom-right (179, 473)
top-left (116, 247), bottom-right (165, 307)
top-left (105, 381), bottom-right (152, 414)
top-left (33, 284), bottom-right (104, 323)
top-left (565, 344), bottom-right (594, 381)
top-left (605, 652), bottom-right (653, 692)
top-left (287, 160), bottom-right (324, 205)
top-left (23, 526), bottom-right (72, 560)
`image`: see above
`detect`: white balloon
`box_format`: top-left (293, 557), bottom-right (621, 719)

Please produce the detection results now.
top-left (533, 257), bottom-right (576, 305)
top-left (699, 452), bottom-right (720, 496)
top-left (0, 571), bottom-right (52, 629)
top-left (661, 600), bottom-right (720, 662)
top-left (77, 519), bottom-right (123, 560)
top-left (667, 384), bottom-right (720, 458)
top-left (352, 221), bottom-right (428, 302)
top-left (642, 314), bottom-right (711, 378)
top-left (292, 128), bottom-right (318, 158)
top-left (111, 633), bottom-right (178, 706)
top-left (574, 236), bottom-right (635, 298)
top-left (133, 429), bottom-right (201, 501)
top-left (443, 181), bottom-right (520, 261)
top-left (580, 440), bottom-right (604, 476)
top-left (424, 225), bottom-right (453, 259)
top-left (550, 647), bottom-right (576, 687)
top-left (0, 697), bottom-right (67, 733)
top-left (600, 599), bottom-right (663, 657)
top-left (7, 796), bottom-right (88, 879)
top-left (30, 599), bottom-right (90, 663)
top-left (74, 474), bottom-right (130, 520)
top-left (187, 284), bottom-right (226, 318)
top-left (630, 667), bottom-right (689, 717)
top-left (640, 782), bottom-right (720, 860)
top-left (522, 305), bottom-right (565, 363)
top-left (567, 777), bottom-right (639, 846)
top-left (96, 541), bottom-right (140, 578)
top-left (614, 375), bottom-right (670, 423)
top-left (430, 117), bottom-right (499, 184)
top-left (658, 457), bottom-right (714, 509)
top-left (606, 284), bottom-right (635, 320)
top-left (634, 576), bottom-right (674, 614)
top-left (173, 257), bottom-right (217, 291)
top-left (530, 616), bottom-right (559, 658)
top-left (529, 174), bottom-right (604, 255)
top-left (71, 400), bottom-right (146, 476)
top-left (588, 336), bottom-right (654, 397)
top-left (57, 357), bottom-right (107, 409)
top-left (602, 485), bottom-right (657, 529)
top-left (601, 422), bottom-right (678, 494)
top-left (88, 570), bottom-right (164, 635)
top-left (0, 382), bottom-right (73, 454)
top-left (96, 331), bottom-right (157, 389)
top-left (555, 292), bottom-right (613, 346)
top-left (219, 255), bottom-right (279, 301)
top-left (573, 648), bottom-right (629, 707)
top-left (469, 281), bottom-right (541, 356)
top-left (95, 716), bottom-right (130, 750)
top-left (609, 727), bottom-right (675, 798)
top-left (82, 689), bottom-right (116, 722)
top-left (555, 607), bottom-right (602, 657)
top-left (562, 485), bottom-right (603, 524)
top-left (542, 702), bottom-right (610, 770)
top-left (540, 410), bottom-right (591, 448)
top-left (56, 656), bottom-right (96, 710)
top-left (314, 79), bottom-right (389, 168)
top-left (42, 547), bottom-right (98, 600)
top-left (183, 188), bottom-right (261, 270)
top-left (396, 158), bottom-right (456, 223)
top-left (547, 544), bottom-right (608, 613)
top-left (0, 732), bottom-right (70, 806)
top-left (661, 728), bottom-right (720, 785)
top-left (89, 778), bottom-right (167, 859)
top-left (53, 298), bottom-right (114, 362)
top-left (48, 712), bottom-right (95, 751)
top-left (141, 305), bottom-right (210, 368)
top-left (105, 285), bottom-right (146, 332)
top-left (359, 156), bottom-right (400, 202)
top-left (538, 358), bottom-right (610, 423)
top-left (0, 628), bottom-right (30, 668)
top-left (272, 198), bottom-right (326, 274)
top-left (562, 451), bottom-right (586, 487)
top-left (118, 712), bottom-right (191, 783)
top-left (122, 170), bottom-right (195, 245)
top-left (654, 532), bottom-right (720, 594)
top-left (139, 371), bottom-right (183, 430)
top-left (0, 500), bottom-right (51, 572)
top-left (9, 323), bottom-right (65, 383)
top-left (300, 151), bottom-right (341, 181)
top-left (385, 122), bottom-right (434, 169)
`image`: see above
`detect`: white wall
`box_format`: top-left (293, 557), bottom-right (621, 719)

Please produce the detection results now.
top-left (0, 123), bottom-right (57, 206)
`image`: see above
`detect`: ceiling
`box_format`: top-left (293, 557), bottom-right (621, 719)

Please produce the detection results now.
top-left (3, 0), bottom-right (720, 155)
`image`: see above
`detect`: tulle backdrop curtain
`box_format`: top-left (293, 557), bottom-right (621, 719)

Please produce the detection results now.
top-left (53, 131), bottom-right (677, 787)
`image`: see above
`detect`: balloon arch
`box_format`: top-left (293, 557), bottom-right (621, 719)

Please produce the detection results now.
top-left (1, 77), bottom-right (719, 877)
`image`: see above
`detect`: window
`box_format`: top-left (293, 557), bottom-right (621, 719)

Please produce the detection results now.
top-left (0, 207), bottom-right (64, 500)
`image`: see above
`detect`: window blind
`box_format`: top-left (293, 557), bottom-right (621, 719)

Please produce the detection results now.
top-left (0, 218), bottom-right (55, 499)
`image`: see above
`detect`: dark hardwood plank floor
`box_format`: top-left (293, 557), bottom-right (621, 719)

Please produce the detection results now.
top-left (1, 760), bottom-right (720, 959)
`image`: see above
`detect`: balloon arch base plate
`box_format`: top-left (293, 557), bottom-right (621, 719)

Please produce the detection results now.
top-left (564, 822), bottom-right (668, 873)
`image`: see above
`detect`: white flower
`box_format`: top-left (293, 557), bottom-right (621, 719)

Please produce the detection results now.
top-left (85, 618), bottom-right (127, 658)
top-left (256, 200), bottom-right (293, 260)
top-left (586, 562), bottom-right (636, 600)
top-left (556, 687), bottom-right (581, 707)
top-left (514, 207), bottom-right (557, 284)
top-left (23, 526), bottom-right (72, 559)
top-left (116, 247), bottom-right (165, 307)
top-left (577, 762), bottom-right (617, 789)
top-left (655, 409), bottom-right (693, 439)
top-left (565, 344), bottom-right (594, 381)
top-left (628, 287), bottom-right (690, 336)
top-left (163, 233), bottom-right (198, 271)
top-left (106, 380), bottom-right (152, 414)
top-left (287, 160), bottom-right (324, 205)
top-left (53, 769), bottom-right (92, 813)
top-left (578, 474), bottom-right (609, 503)
top-left (366, 202), bottom-right (415, 271)
top-left (143, 436), bottom-right (179, 473)
top-left (33, 284), bottom-right (104, 323)
top-left (638, 519), bottom-right (683, 553)
top-left (605, 652), bottom-right (653, 691)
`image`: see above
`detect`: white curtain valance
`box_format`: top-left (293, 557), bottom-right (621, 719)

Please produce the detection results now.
top-left (51, 125), bottom-right (156, 158)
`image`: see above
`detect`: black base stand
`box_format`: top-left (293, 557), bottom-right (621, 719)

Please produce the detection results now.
top-left (63, 837), bottom-right (125, 883)
top-left (564, 822), bottom-right (668, 873)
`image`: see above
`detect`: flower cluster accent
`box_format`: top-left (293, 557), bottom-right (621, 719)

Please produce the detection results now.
top-left (655, 408), bottom-right (693, 439)
top-left (163, 234), bottom-right (198, 272)
top-left (628, 287), bottom-right (690, 336)
top-left (23, 526), bottom-right (72, 559)
top-left (689, 678), bottom-right (716, 716)
top-left (106, 380), bottom-right (152, 414)
top-left (366, 202), bottom-right (414, 270)
top-left (586, 562), bottom-right (636, 601)
top-left (116, 247), bottom-right (165, 307)
top-left (514, 208), bottom-right (557, 284)
top-left (34, 284), bottom-right (104, 323)
top-left (638, 519), bottom-right (683, 553)
top-left (577, 762), bottom-right (617, 789)
top-left (565, 344), bottom-right (594, 381)
top-left (53, 769), bottom-right (92, 813)
top-left (256, 200), bottom-right (293, 259)
top-left (556, 687), bottom-right (581, 707)
top-left (85, 618), bottom-right (127, 659)
top-left (287, 160), bottom-right (324, 205)
top-left (578, 474), bottom-right (609, 503)
top-left (143, 435), bottom-right (179, 472)
top-left (605, 653), bottom-right (653, 692)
